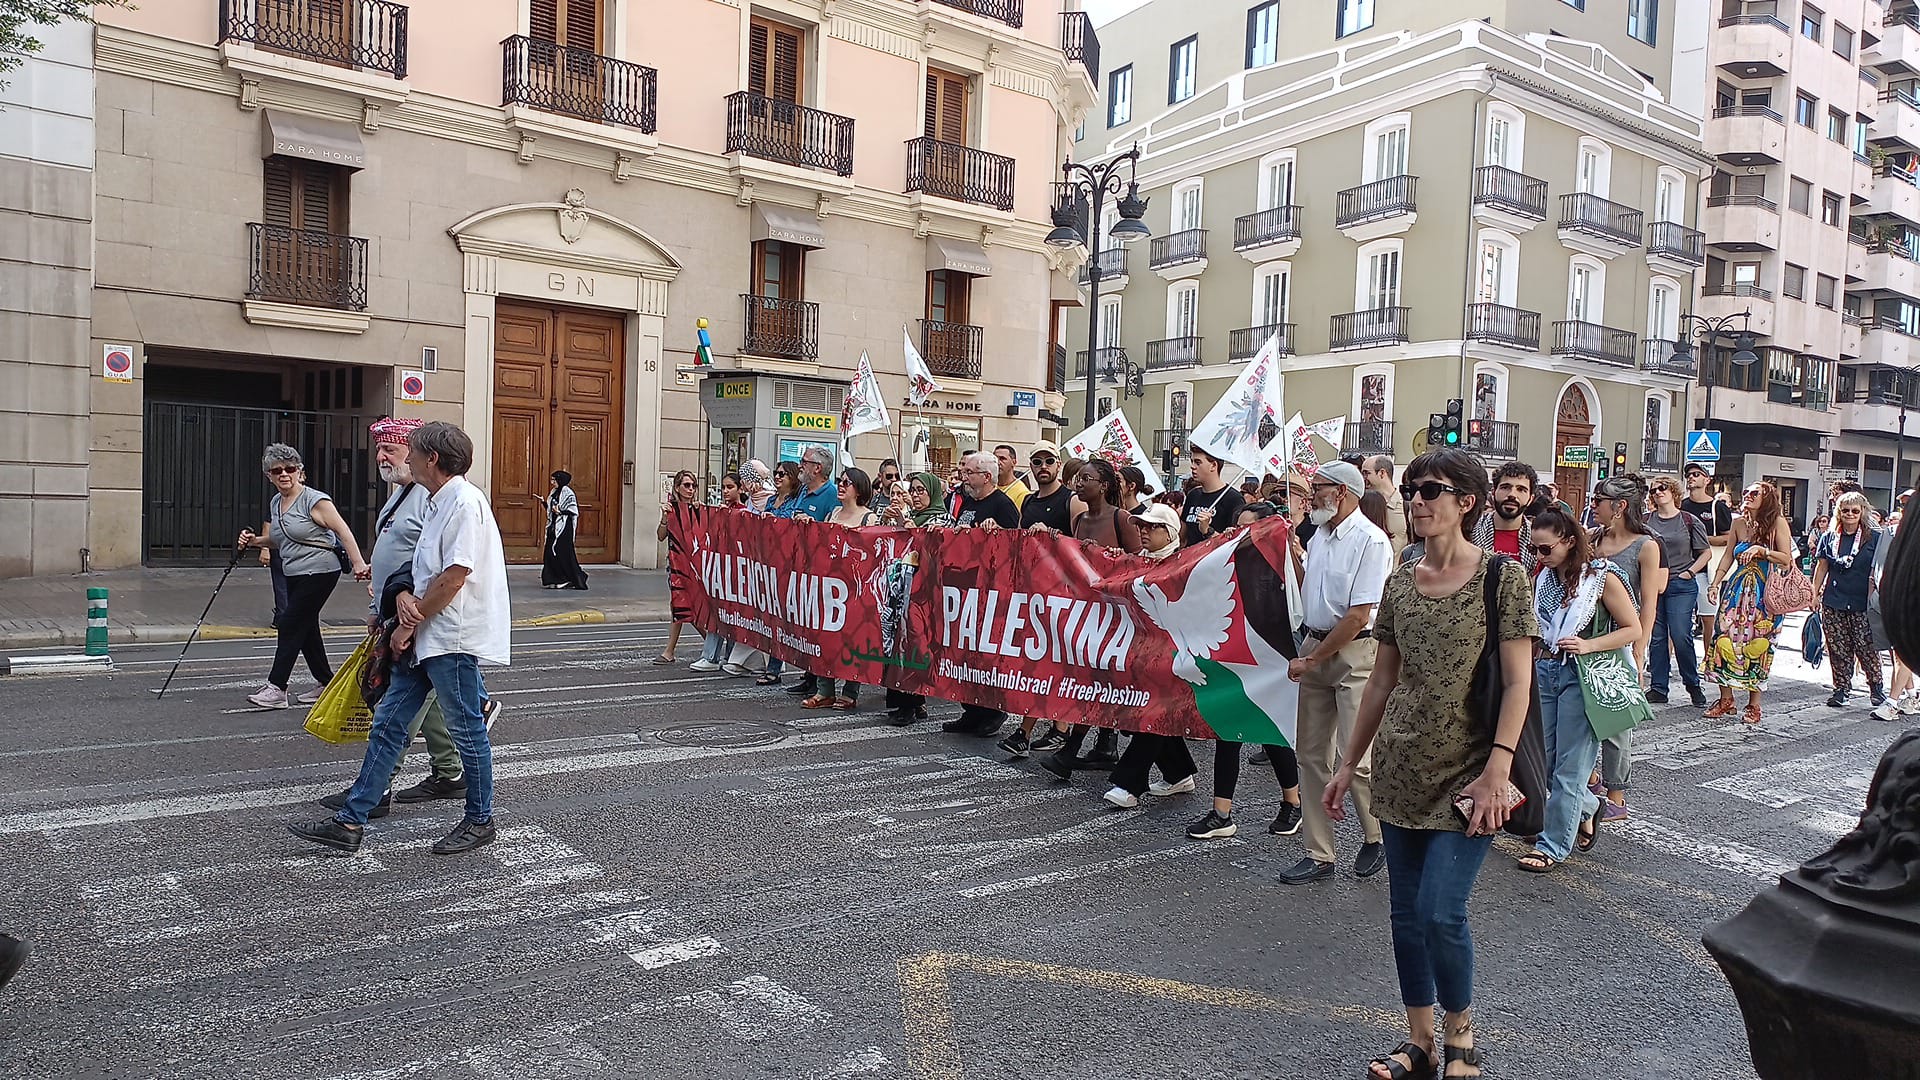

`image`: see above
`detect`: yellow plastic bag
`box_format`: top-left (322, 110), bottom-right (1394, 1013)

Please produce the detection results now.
top-left (305, 634), bottom-right (375, 744)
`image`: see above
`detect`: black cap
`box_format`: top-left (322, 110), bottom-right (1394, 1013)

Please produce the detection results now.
top-left (1683, 462), bottom-right (1709, 476)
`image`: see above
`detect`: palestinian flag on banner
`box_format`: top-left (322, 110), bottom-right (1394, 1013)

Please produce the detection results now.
top-left (1127, 520), bottom-right (1299, 746)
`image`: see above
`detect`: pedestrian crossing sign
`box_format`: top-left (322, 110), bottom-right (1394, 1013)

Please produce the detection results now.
top-left (1686, 429), bottom-right (1722, 463)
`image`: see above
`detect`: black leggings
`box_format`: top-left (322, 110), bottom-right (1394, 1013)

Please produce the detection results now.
top-left (1212, 742), bottom-right (1298, 801)
top-left (268, 570), bottom-right (339, 689)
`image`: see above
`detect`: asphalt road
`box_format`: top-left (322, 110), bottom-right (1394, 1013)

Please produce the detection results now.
top-left (0, 621), bottom-right (1901, 1079)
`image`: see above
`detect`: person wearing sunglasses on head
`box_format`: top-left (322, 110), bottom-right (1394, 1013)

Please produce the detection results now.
top-left (1325, 450), bottom-right (1537, 1080)
top-left (1644, 476), bottom-right (1712, 711)
top-left (1705, 481), bottom-right (1797, 725)
top-left (1812, 491), bottom-right (1887, 711)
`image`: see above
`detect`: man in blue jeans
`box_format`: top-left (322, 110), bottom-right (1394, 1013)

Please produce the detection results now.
top-left (289, 421), bottom-right (512, 856)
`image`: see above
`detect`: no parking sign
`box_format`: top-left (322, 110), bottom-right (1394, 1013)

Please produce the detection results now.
top-left (102, 344), bottom-right (134, 383)
top-left (399, 370), bottom-right (426, 404)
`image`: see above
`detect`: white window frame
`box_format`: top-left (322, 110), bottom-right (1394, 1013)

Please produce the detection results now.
top-left (1648, 276), bottom-right (1681, 342)
top-left (1165, 382), bottom-right (1193, 432)
top-left (1474, 228), bottom-right (1522, 306)
top-left (1654, 167), bottom-right (1685, 224)
top-left (1352, 362), bottom-right (1394, 423)
top-left (1472, 361), bottom-right (1510, 422)
top-left (1363, 113), bottom-right (1412, 184)
top-left (1098, 296), bottom-right (1122, 348)
top-left (1355, 238), bottom-right (1404, 311)
top-left (1246, 1), bottom-right (1279, 68)
top-left (1172, 177), bottom-right (1205, 232)
top-left (1168, 35), bottom-right (1197, 103)
top-left (1628, 0), bottom-right (1658, 46)
top-left (1166, 281), bottom-right (1199, 339)
top-left (1337, 0), bottom-right (1375, 38)
top-left (1252, 261), bottom-right (1291, 326)
top-left (1108, 65), bottom-right (1133, 127)
top-left (1484, 103), bottom-right (1526, 170)
top-left (1576, 138), bottom-right (1612, 199)
top-left (1644, 390), bottom-right (1670, 442)
top-left (1256, 149), bottom-right (1297, 211)
top-left (1567, 255), bottom-right (1607, 323)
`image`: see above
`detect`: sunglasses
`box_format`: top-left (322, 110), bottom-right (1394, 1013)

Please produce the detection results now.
top-left (1031, 455), bottom-right (1057, 465)
top-left (1744, 488), bottom-right (1764, 497)
top-left (267, 465), bottom-right (299, 476)
top-left (1400, 481), bottom-right (1466, 502)
top-left (1533, 543), bottom-right (1560, 557)
top-left (835, 476), bottom-right (851, 485)
top-left (1840, 507), bottom-right (1863, 514)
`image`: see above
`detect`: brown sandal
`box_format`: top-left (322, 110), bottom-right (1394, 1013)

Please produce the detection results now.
top-left (801, 694), bottom-right (834, 709)
top-left (1743, 703), bottom-right (1762, 725)
top-left (1704, 697), bottom-right (1737, 719)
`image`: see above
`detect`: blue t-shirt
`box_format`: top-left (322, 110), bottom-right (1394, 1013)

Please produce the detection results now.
top-left (791, 481), bottom-right (840, 522)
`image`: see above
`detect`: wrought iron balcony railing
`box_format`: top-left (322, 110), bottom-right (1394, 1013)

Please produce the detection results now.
top-left (1552, 320), bottom-right (1638, 366)
top-left (906, 137), bottom-right (1014, 211)
top-left (1642, 338), bottom-right (1695, 376)
top-left (1061, 11), bottom-right (1100, 81)
top-left (1233, 205), bottom-right (1301, 249)
top-left (1703, 282), bottom-right (1775, 301)
top-left (1466, 420), bottom-right (1520, 461)
top-left (740, 294), bottom-right (820, 361)
top-left (1464, 303), bottom-right (1541, 350)
top-left (1647, 221), bottom-right (1706, 265)
top-left (1228, 323), bottom-right (1294, 359)
top-left (1149, 229), bottom-right (1206, 269)
top-left (725, 91), bottom-right (854, 176)
top-left (920, 319), bottom-right (983, 379)
top-left (1079, 247), bottom-right (1128, 283)
top-left (247, 223), bottom-right (369, 310)
top-left (1330, 307), bottom-right (1410, 349)
top-left (928, 0), bottom-right (1022, 28)
top-left (1074, 346), bottom-right (1126, 379)
top-left (1471, 165), bottom-right (1548, 220)
top-left (502, 36), bottom-right (656, 131)
top-left (1559, 192), bottom-right (1643, 247)
top-left (1335, 175), bottom-right (1418, 227)
top-left (1342, 420), bottom-right (1394, 456)
top-left (1711, 104), bottom-right (1785, 123)
top-left (1145, 336), bottom-right (1201, 370)
top-left (1706, 193), bottom-right (1778, 212)
top-left (221, 0), bottom-right (408, 78)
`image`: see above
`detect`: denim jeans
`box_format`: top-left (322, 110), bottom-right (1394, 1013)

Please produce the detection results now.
top-left (1380, 821), bottom-right (1493, 1013)
top-left (1537, 658), bottom-right (1602, 861)
top-left (701, 630), bottom-right (731, 663)
top-left (1648, 575), bottom-right (1700, 695)
top-left (339, 652), bottom-right (494, 826)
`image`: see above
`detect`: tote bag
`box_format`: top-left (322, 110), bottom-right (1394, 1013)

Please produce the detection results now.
top-left (1466, 555), bottom-right (1548, 838)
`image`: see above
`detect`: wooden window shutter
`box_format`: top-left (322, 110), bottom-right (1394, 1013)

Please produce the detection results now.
top-left (561, 0), bottom-right (600, 54)
top-left (530, 0), bottom-right (559, 43)
top-left (297, 166), bottom-right (336, 234)
top-left (748, 22), bottom-right (768, 95)
top-left (925, 69), bottom-right (967, 143)
top-left (263, 157), bottom-right (296, 229)
top-left (749, 18), bottom-right (802, 102)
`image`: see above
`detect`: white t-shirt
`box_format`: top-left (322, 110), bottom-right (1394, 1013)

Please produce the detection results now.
top-left (1300, 510), bottom-right (1393, 632)
top-left (411, 475), bottom-right (512, 666)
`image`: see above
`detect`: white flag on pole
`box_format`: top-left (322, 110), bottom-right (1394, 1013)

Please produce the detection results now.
top-left (1061, 408), bottom-right (1164, 494)
top-left (1306, 416), bottom-right (1346, 448)
top-left (842, 351), bottom-right (892, 438)
top-left (1188, 332), bottom-right (1284, 477)
top-left (903, 327), bottom-right (942, 407)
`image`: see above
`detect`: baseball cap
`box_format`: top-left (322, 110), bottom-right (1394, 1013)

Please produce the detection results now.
top-left (1684, 462), bottom-right (1709, 477)
top-left (1030, 439), bottom-right (1061, 459)
top-left (1133, 502), bottom-right (1181, 533)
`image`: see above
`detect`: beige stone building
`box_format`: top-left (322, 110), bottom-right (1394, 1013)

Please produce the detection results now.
top-left (1058, 0), bottom-right (1712, 514)
top-left (10, 0), bottom-right (1097, 574)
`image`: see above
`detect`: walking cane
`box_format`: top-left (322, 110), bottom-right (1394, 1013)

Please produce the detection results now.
top-left (156, 543), bottom-right (247, 699)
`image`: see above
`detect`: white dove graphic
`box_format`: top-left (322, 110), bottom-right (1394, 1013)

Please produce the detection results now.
top-left (1131, 538), bottom-right (1238, 686)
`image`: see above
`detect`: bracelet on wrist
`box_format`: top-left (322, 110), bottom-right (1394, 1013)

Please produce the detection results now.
top-left (1491, 742), bottom-right (1517, 756)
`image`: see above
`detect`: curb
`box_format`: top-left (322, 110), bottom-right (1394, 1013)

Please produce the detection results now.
top-left (0, 603), bottom-right (666, 652)
top-left (0, 654), bottom-right (113, 676)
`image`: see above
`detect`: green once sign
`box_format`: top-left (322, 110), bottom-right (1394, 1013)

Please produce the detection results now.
top-left (1559, 445), bottom-right (1591, 466)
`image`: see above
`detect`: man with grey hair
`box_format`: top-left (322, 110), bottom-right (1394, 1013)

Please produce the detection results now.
top-left (791, 445), bottom-right (841, 523)
top-left (941, 449), bottom-right (1020, 736)
top-left (290, 421), bottom-right (512, 856)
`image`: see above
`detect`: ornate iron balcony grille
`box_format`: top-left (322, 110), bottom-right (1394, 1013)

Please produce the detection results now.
top-left (740, 294), bottom-right (820, 361)
top-left (920, 320), bottom-right (984, 379)
top-left (502, 35), bottom-right (656, 131)
top-left (1467, 420), bottom-right (1520, 461)
top-left (1559, 192), bottom-right (1643, 247)
top-left (929, 0), bottom-right (1023, 28)
top-left (1330, 307), bottom-right (1410, 349)
top-left (1646, 221), bottom-right (1706, 265)
top-left (1335, 175), bottom-right (1418, 227)
top-left (247, 223), bottom-right (369, 310)
top-left (220, 0), bottom-right (409, 78)
top-left (1552, 320), bottom-right (1638, 366)
top-left (1642, 339), bottom-right (1695, 376)
top-left (1233, 205), bottom-right (1300, 248)
top-left (725, 91), bottom-right (854, 176)
top-left (1149, 229), bottom-right (1207, 268)
top-left (1061, 12), bottom-right (1100, 81)
top-left (1342, 420), bottom-right (1395, 456)
top-left (1075, 346), bottom-right (1126, 379)
top-left (1145, 336), bottom-right (1201, 370)
top-left (1229, 323), bottom-right (1294, 359)
top-left (1465, 303), bottom-right (1542, 350)
top-left (1471, 165), bottom-right (1547, 220)
top-left (1079, 247), bottom-right (1128, 283)
top-left (905, 137), bottom-right (1015, 211)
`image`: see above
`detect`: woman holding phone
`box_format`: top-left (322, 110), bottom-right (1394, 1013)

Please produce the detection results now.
top-left (1324, 448), bottom-right (1536, 1080)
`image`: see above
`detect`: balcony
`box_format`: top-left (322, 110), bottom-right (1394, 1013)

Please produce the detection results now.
top-left (1465, 420), bottom-right (1520, 463)
top-left (1078, 246), bottom-right (1128, 289)
top-left (246, 223), bottom-right (368, 311)
top-left (1646, 221), bottom-right (1706, 275)
top-left (1862, 15), bottom-right (1920, 74)
top-left (905, 137), bottom-right (1014, 212)
top-left (1843, 309), bottom-right (1864, 358)
top-left (1145, 336), bottom-right (1201, 371)
top-left (740, 294), bottom-right (820, 362)
top-left (1464, 303), bottom-right (1541, 351)
top-left (1705, 104), bottom-right (1786, 166)
top-left (1074, 346), bottom-right (1126, 379)
top-left (926, 0), bottom-right (1022, 29)
top-left (1877, 89), bottom-right (1920, 152)
top-left (1149, 229), bottom-right (1207, 280)
top-left (1712, 13), bottom-right (1789, 77)
top-left (1643, 438), bottom-right (1685, 473)
top-left (1865, 236), bottom-right (1920, 298)
top-left (920, 319), bottom-right (983, 380)
top-left (1335, 175), bottom-right (1418, 242)
top-left (1330, 307), bottom-right (1411, 350)
top-left (1229, 323), bottom-right (1295, 360)
top-left (1342, 420), bottom-right (1395, 457)
top-left (1552, 320), bottom-right (1638, 367)
top-left (1233, 206), bottom-right (1301, 261)
top-left (1850, 229), bottom-right (1870, 281)
top-left (1470, 165), bottom-right (1548, 233)
top-left (1061, 11), bottom-right (1100, 81)
top-left (1863, 319), bottom-right (1920, 368)
top-left (1703, 194), bottom-right (1779, 251)
top-left (1874, 161), bottom-right (1920, 223)
top-left (219, 0), bottom-right (408, 79)
top-left (502, 36), bottom-right (656, 132)
top-left (1642, 338), bottom-right (1695, 377)
top-left (1700, 282), bottom-right (1776, 336)
top-left (1838, 395), bottom-right (1917, 437)
top-left (725, 91), bottom-right (854, 177)
top-left (1557, 192), bottom-right (1643, 259)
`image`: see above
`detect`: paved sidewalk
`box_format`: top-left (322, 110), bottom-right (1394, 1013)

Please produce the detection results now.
top-left (0, 564), bottom-right (670, 650)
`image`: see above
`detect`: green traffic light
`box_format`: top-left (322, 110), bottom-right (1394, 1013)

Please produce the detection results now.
top-left (1445, 431), bottom-right (1460, 445)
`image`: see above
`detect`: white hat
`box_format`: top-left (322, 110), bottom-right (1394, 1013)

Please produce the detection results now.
top-left (1133, 502), bottom-right (1182, 534)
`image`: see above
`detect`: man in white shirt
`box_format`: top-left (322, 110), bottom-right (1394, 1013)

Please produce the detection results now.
top-left (1278, 460), bottom-right (1392, 885)
top-left (291, 421), bottom-right (512, 856)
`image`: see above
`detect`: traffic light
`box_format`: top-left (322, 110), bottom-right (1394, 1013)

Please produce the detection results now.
top-left (1443, 399), bottom-right (1464, 446)
top-left (1613, 441), bottom-right (1629, 476)
top-left (1467, 419), bottom-right (1486, 447)
top-left (1426, 412), bottom-right (1446, 449)
top-left (1596, 451), bottom-right (1610, 482)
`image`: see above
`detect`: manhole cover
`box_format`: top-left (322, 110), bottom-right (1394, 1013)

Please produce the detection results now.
top-left (645, 719), bottom-right (790, 749)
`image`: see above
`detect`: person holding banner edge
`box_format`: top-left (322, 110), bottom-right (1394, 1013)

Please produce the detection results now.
top-left (942, 451), bottom-right (1018, 737)
top-left (1180, 446), bottom-right (1244, 550)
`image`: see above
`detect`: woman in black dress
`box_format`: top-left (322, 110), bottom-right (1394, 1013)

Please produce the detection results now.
top-left (542, 470), bottom-right (591, 590)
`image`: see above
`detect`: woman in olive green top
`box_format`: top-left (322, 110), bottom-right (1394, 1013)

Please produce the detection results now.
top-left (1325, 449), bottom-right (1539, 1080)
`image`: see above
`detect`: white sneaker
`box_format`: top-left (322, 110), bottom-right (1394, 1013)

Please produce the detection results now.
top-left (720, 662), bottom-right (751, 677)
top-left (296, 685), bottom-right (327, 706)
top-left (1901, 693), bottom-right (1920, 716)
top-left (1102, 786), bottom-right (1140, 809)
top-left (247, 685), bottom-right (290, 709)
top-left (688, 659), bottom-right (721, 672)
top-left (1874, 700), bottom-right (1903, 722)
top-left (1148, 775), bottom-right (1197, 797)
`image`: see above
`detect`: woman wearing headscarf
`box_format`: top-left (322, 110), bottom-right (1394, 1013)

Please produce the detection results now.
top-left (883, 471), bottom-right (949, 724)
top-left (542, 470), bottom-right (591, 591)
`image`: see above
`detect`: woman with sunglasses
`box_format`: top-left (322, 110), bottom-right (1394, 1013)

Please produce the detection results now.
top-left (235, 443), bottom-right (370, 709)
top-left (1812, 491), bottom-right (1886, 710)
top-left (1587, 474), bottom-right (1659, 821)
top-left (1706, 481), bottom-right (1797, 724)
top-left (801, 467), bottom-right (877, 710)
top-left (1324, 450), bottom-right (1536, 1080)
top-left (1518, 506), bottom-right (1642, 875)
top-left (653, 469), bottom-right (701, 665)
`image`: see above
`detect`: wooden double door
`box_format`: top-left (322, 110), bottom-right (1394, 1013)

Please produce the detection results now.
top-left (492, 301), bottom-right (626, 564)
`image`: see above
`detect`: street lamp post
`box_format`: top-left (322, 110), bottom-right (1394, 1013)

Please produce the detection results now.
top-left (1048, 145), bottom-right (1151, 429)
top-left (1667, 310), bottom-right (1758, 438)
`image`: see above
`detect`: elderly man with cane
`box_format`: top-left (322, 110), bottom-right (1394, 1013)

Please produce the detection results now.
top-left (289, 422), bottom-right (512, 855)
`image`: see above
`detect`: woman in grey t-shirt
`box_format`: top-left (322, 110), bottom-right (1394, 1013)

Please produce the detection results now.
top-left (237, 443), bottom-right (369, 709)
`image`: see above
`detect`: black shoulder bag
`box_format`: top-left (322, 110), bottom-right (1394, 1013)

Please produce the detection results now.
top-left (1466, 555), bottom-right (1548, 837)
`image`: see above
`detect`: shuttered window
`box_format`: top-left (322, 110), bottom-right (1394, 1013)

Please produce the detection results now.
top-left (752, 240), bottom-right (805, 300)
top-left (925, 68), bottom-right (968, 144)
top-left (263, 155), bottom-right (347, 234)
top-left (530, 0), bottom-right (601, 53)
top-left (749, 17), bottom-right (804, 103)
top-left (926, 270), bottom-right (970, 325)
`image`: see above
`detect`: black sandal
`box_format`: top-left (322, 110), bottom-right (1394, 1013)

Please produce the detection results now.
top-left (1575, 806), bottom-right (1599, 853)
top-left (1516, 850), bottom-right (1557, 873)
top-left (1367, 1041), bottom-right (1435, 1080)
top-left (1442, 1042), bottom-right (1484, 1078)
